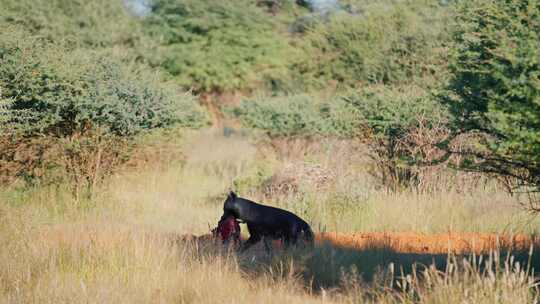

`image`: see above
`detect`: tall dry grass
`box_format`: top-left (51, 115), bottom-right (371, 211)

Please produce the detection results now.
top-left (0, 211), bottom-right (322, 303)
top-left (0, 129), bottom-right (539, 303)
top-left (1, 206), bottom-right (537, 303)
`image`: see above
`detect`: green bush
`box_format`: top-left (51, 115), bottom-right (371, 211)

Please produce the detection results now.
top-left (0, 28), bottom-right (208, 190)
top-left (346, 85), bottom-right (449, 189)
top-left (0, 89), bottom-right (14, 128)
top-left (347, 86), bottom-right (446, 139)
top-left (0, 0), bottom-right (148, 50)
top-left (231, 95), bottom-right (363, 138)
top-left (0, 28), bottom-right (207, 137)
top-left (144, 0), bottom-right (297, 93)
top-left (442, 0), bottom-right (540, 206)
top-left (292, 0), bottom-right (450, 90)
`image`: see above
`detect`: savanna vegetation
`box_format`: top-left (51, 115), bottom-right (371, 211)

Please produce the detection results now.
top-left (1, 0), bottom-right (539, 303)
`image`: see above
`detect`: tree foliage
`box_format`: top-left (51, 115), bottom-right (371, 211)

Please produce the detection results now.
top-left (0, 0), bottom-right (149, 49)
top-left (292, 0), bottom-right (451, 90)
top-left (443, 0), bottom-right (540, 206)
top-left (144, 0), bottom-right (297, 93)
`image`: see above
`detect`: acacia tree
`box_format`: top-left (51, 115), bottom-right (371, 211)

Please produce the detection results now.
top-left (443, 0), bottom-right (540, 210)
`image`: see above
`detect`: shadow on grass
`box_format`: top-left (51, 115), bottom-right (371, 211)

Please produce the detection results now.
top-left (173, 233), bottom-right (540, 291)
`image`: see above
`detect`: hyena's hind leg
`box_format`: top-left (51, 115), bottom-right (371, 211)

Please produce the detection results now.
top-left (283, 224), bottom-right (302, 249)
top-left (263, 237), bottom-right (273, 256)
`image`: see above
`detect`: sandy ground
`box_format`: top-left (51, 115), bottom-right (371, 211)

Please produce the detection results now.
top-left (315, 231), bottom-right (536, 254)
top-left (37, 223), bottom-right (537, 255)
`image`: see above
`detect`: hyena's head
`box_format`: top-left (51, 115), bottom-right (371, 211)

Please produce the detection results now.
top-left (222, 191), bottom-right (239, 219)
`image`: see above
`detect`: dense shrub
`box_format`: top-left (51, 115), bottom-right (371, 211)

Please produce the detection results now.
top-left (292, 0), bottom-right (450, 90)
top-left (442, 0), bottom-right (540, 208)
top-left (144, 0), bottom-right (297, 93)
top-left (0, 0), bottom-right (453, 96)
top-left (0, 29), bottom-right (207, 137)
top-left (346, 85), bottom-right (449, 190)
top-left (0, 28), bottom-right (208, 190)
top-left (231, 95), bottom-right (363, 138)
top-left (0, 0), bottom-right (149, 50)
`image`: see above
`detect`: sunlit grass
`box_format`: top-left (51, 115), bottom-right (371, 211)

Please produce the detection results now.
top-left (0, 129), bottom-right (538, 303)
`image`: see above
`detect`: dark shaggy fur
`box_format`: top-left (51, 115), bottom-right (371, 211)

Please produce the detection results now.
top-left (219, 191), bottom-right (314, 253)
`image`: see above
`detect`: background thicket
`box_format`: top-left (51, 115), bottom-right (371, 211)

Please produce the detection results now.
top-left (2, 0), bottom-right (539, 199)
top-left (144, 0), bottom-right (298, 93)
top-left (291, 1), bottom-right (451, 90)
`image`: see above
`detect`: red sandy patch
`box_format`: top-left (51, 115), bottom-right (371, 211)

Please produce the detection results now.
top-left (188, 231), bottom-right (537, 254)
top-left (179, 231), bottom-right (537, 254)
top-left (316, 232), bottom-right (536, 254)
top-left (37, 224), bottom-right (538, 255)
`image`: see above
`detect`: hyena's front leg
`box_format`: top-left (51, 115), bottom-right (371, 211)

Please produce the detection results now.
top-left (240, 233), bottom-right (261, 252)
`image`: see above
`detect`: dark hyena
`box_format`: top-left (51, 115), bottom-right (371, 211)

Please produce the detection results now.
top-left (219, 191), bottom-right (314, 253)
